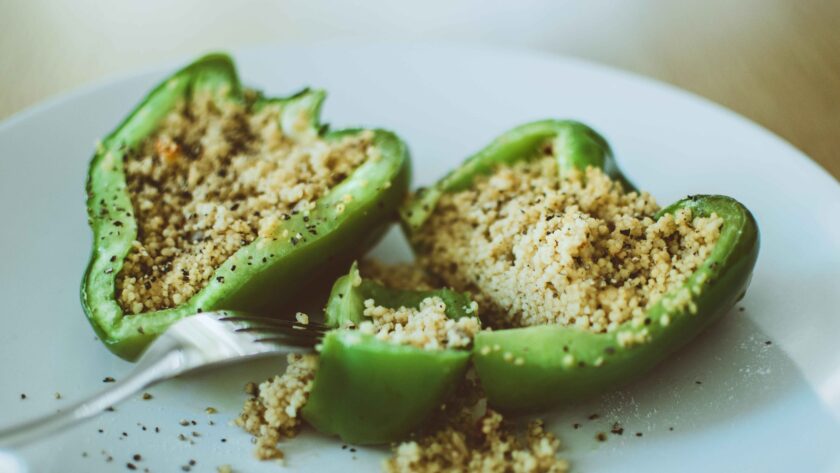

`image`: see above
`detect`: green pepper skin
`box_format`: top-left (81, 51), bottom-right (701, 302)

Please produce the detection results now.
top-left (82, 54), bottom-right (411, 360)
top-left (401, 120), bottom-right (760, 412)
top-left (301, 263), bottom-right (473, 444)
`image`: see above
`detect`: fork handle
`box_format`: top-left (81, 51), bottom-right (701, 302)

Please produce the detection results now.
top-left (0, 347), bottom-right (184, 449)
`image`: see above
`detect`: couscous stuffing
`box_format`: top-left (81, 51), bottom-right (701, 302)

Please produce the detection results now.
top-left (239, 262), bottom-right (484, 464)
top-left (413, 155), bottom-right (722, 331)
top-left (384, 377), bottom-right (569, 473)
top-left (358, 259), bottom-right (440, 291)
top-left (237, 151), bottom-right (722, 469)
top-left (385, 412), bottom-right (568, 473)
top-left (359, 296), bottom-right (481, 350)
top-left (235, 353), bottom-right (318, 461)
top-left (116, 92), bottom-right (375, 314)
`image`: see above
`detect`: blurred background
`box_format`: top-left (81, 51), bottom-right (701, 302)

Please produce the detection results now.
top-left (1, 0), bottom-right (838, 178)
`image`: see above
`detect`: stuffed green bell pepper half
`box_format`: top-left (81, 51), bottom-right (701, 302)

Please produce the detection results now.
top-left (82, 53), bottom-right (410, 360)
top-left (301, 263), bottom-right (480, 444)
top-left (401, 119), bottom-right (759, 412)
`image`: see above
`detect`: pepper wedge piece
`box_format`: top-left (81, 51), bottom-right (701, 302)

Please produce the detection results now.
top-left (401, 120), bottom-right (759, 412)
top-left (302, 263), bottom-right (475, 444)
top-left (82, 54), bottom-right (410, 360)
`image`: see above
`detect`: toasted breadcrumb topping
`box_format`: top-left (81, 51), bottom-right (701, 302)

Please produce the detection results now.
top-left (414, 155), bottom-right (722, 331)
top-left (359, 297), bottom-right (481, 350)
top-left (116, 92), bottom-right (373, 314)
top-left (235, 353), bottom-right (318, 461)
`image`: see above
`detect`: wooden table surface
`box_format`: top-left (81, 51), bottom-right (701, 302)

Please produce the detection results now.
top-left (1, 0), bottom-right (838, 178)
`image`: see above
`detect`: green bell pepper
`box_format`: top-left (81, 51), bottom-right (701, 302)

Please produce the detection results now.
top-left (401, 120), bottom-right (759, 412)
top-left (82, 53), bottom-right (411, 360)
top-left (301, 263), bottom-right (475, 444)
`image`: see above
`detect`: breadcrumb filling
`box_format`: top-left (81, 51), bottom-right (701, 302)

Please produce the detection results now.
top-left (359, 296), bottom-right (481, 350)
top-left (413, 155), bottom-right (723, 331)
top-left (116, 92), bottom-right (374, 314)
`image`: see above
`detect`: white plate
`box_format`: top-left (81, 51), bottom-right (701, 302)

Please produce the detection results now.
top-left (1, 42), bottom-right (838, 473)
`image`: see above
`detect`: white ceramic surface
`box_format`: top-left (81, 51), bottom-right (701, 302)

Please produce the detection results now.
top-left (0, 43), bottom-right (838, 472)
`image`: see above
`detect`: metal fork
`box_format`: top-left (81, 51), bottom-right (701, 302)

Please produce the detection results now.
top-left (0, 311), bottom-right (328, 448)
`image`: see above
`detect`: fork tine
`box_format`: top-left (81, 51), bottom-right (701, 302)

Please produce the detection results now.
top-left (218, 314), bottom-right (331, 332)
top-left (233, 326), bottom-right (323, 339)
top-left (232, 322), bottom-right (329, 335)
top-left (253, 336), bottom-right (323, 347)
